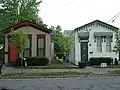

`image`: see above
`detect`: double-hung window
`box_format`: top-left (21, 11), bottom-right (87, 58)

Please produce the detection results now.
top-left (106, 36), bottom-right (112, 52)
top-left (23, 35), bottom-right (32, 57)
top-left (96, 36), bottom-right (102, 52)
top-left (37, 35), bottom-right (45, 57)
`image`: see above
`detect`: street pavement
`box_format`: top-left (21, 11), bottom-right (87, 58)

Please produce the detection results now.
top-left (0, 76), bottom-right (120, 90)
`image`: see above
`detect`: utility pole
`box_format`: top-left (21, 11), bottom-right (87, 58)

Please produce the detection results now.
top-left (17, 2), bottom-right (21, 22)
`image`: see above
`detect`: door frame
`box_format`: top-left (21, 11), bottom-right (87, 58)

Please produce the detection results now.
top-left (81, 42), bottom-right (88, 62)
top-left (8, 44), bottom-right (17, 63)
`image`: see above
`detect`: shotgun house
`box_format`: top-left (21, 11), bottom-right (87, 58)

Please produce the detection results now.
top-left (3, 20), bottom-right (52, 64)
top-left (68, 20), bottom-right (119, 65)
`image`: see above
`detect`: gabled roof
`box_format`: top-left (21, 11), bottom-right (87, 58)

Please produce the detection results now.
top-left (72, 20), bottom-right (119, 34)
top-left (3, 20), bottom-right (52, 34)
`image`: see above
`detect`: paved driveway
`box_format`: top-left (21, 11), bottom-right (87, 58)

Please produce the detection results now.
top-left (0, 76), bottom-right (120, 90)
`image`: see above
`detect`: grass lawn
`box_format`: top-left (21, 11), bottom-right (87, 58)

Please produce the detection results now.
top-left (108, 70), bottom-right (120, 75)
top-left (23, 64), bottom-right (79, 69)
top-left (14, 60), bottom-right (79, 69)
top-left (0, 71), bottom-right (94, 79)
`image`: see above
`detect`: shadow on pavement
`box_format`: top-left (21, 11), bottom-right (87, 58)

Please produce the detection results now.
top-left (0, 87), bottom-right (15, 90)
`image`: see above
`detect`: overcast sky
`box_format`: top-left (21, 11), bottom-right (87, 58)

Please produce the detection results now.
top-left (39, 0), bottom-right (120, 30)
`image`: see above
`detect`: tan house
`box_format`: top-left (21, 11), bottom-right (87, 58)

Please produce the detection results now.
top-left (3, 20), bottom-right (52, 64)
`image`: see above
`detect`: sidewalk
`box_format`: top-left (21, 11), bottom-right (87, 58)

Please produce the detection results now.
top-left (1, 66), bottom-right (120, 75)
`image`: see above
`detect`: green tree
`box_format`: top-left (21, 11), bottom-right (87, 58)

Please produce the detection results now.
top-left (113, 29), bottom-right (120, 58)
top-left (8, 29), bottom-right (28, 73)
top-left (0, 0), bottom-right (42, 44)
top-left (8, 29), bottom-right (28, 54)
top-left (51, 25), bottom-right (72, 59)
top-left (58, 35), bottom-right (72, 55)
top-left (51, 25), bottom-right (62, 54)
top-left (56, 25), bottom-right (62, 33)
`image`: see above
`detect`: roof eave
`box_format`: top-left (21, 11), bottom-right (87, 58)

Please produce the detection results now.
top-left (3, 20), bottom-right (52, 34)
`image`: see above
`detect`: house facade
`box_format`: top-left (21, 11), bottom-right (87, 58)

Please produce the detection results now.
top-left (68, 20), bottom-right (119, 65)
top-left (3, 20), bottom-right (52, 64)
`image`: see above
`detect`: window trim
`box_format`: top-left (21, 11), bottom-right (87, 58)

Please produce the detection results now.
top-left (96, 36), bottom-right (102, 52)
top-left (23, 34), bottom-right (32, 57)
top-left (36, 34), bottom-right (46, 57)
top-left (106, 36), bottom-right (112, 52)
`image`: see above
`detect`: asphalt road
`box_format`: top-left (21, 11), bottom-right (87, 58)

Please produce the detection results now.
top-left (0, 76), bottom-right (120, 90)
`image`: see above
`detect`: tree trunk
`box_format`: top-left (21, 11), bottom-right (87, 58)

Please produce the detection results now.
top-left (118, 50), bottom-right (120, 61)
top-left (19, 52), bottom-right (23, 74)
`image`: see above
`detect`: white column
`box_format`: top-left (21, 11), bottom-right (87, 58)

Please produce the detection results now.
top-left (102, 37), bottom-right (106, 53)
top-left (32, 34), bottom-right (36, 57)
top-left (79, 41), bottom-right (81, 62)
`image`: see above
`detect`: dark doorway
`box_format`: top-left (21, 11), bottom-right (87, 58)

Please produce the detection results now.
top-left (81, 42), bottom-right (88, 62)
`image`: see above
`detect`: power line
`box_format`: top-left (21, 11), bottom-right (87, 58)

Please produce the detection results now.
top-left (111, 14), bottom-right (120, 22)
top-left (108, 11), bottom-right (120, 23)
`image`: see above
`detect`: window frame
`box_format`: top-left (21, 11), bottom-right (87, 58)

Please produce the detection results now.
top-left (36, 34), bottom-right (46, 57)
top-left (23, 34), bottom-right (32, 57)
top-left (96, 36), bottom-right (102, 52)
top-left (106, 36), bottom-right (112, 52)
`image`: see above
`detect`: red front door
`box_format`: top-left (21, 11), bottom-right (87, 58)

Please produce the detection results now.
top-left (8, 44), bottom-right (17, 63)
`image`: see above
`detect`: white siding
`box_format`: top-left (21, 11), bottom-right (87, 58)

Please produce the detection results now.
top-left (69, 34), bottom-right (75, 64)
top-left (74, 32), bottom-right (80, 65)
top-left (69, 24), bottom-right (118, 65)
top-left (89, 26), bottom-right (118, 60)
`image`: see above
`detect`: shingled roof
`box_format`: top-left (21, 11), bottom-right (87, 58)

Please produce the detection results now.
top-left (3, 20), bottom-right (52, 34)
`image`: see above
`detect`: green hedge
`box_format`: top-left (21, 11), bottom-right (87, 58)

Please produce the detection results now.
top-left (26, 57), bottom-right (49, 66)
top-left (15, 57), bottom-right (25, 67)
top-left (15, 57), bottom-right (49, 66)
top-left (89, 57), bottom-right (113, 66)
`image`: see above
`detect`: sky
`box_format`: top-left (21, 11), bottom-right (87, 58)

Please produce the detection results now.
top-left (39, 0), bottom-right (120, 30)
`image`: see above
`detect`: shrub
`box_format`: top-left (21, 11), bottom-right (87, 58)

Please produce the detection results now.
top-left (114, 58), bottom-right (118, 65)
top-left (51, 59), bottom-right (63, 64)
top-left (89, 57), bottom-right (113, 66)
top-left (15, 57), bottom-right (49, 66)
top-left (78, 61), bottom-right (86, 69)
top-left (15, 57), bottom-right (25, 67)
top-left (56, 53), bottom-right (64, 59)
top-left (26, 57), bottom-right (49, 66)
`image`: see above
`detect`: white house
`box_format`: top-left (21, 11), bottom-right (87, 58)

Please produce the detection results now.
top-left (68, 20), bottom-right (119, 65)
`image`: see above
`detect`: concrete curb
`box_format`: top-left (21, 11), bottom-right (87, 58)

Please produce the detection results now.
top-left (0, 75), bottom-right (90, 79)
top-left (0, 74), bottom-right (118, 79)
